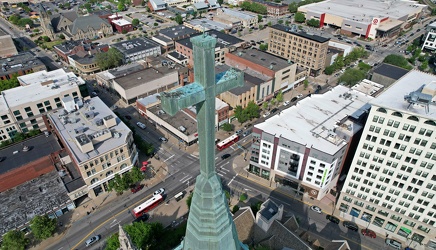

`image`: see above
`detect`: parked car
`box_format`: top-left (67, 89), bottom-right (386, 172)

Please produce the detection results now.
top-left (290, 97), bottom-right (298, 102)
top-left (85, 235), bottom-right (101, 247)
top-left (235, 129), bottom-right (243, 135)
top-left (136, 122), bottom-right (146, 129)
top-left (283, 100), bottom-right (290, 106)
top-left (159, 137), bottom-right (168, 142)
top-left (297, 94), bottom-right (303, 99)
top-left (91, 91), bottom-right (98, 97)
top-left (326, 215), bottom-right (340, 224)
top-left (130, 184), bottom-right (144, 193)
top-left (153, 188), bottom-right (165, 196)
top-left (221, 153), bottom-right (231, 160)
top-left (310, 205), bottom-right (322, 214)
top-left (343, 221), bottom-right (359, 231)
top-left (385, 238), bottom-right (402, 249)
top-left (263, 112), bottom-right (270, 118)
top-left (271, 108), bottom-right (279, 114)
top-left (242, 130), bottom-right (251, 137)
top-left (361, 229), bottom-right (376, 238)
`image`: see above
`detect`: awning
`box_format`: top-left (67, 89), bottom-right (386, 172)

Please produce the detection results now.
top-left (400, 226), bottom-right (412, 234)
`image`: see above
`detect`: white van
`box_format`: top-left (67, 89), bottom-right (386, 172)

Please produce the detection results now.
top-left (385, 238), bottom-right (402, 249)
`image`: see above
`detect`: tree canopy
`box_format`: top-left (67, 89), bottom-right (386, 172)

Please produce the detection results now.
top-left (240, 1), bottom-right (267, 15)
top-left (0, 73), bottom-right (20, 92)
top-left (234, 101), bottom-right (260, 124)
top-left (338, 68), bottom-right (367, 86)
top-left (288, 0), bottom-right (324, 13)
top-left (125, 222), bottom-right (163, 249)
top-left (306, 18), bottom-right (320, 27)
top-left (1, 230), bottom-right (28, 250)
top-left (95, 48), bottom-right (123, 70)
top-left (383, 54), bottom-right (413, 70)
top-left (294, 12), bottom-right (306, 23)
top-left (132, 18), bottom-right (140, 26)
top-left (30, 215), bottom-right (57, 240)
top-left (175, 14), bottom-right (183, 25)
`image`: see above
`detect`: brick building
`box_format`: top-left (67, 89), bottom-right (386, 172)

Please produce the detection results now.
top-left (54, 39), bottom-right (109, 64)
top-left (249, 0), bottom-right (289, 17)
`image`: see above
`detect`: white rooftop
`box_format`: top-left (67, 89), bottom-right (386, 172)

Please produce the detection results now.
top-left (221, 8), bottom-right (256, 20)
top-left (300, 0), bottom-right (426, 24)
top-left (351, 79), bottom-right (384, 96)
top-left (255, 85), bottom-right (373, 155)
top-left (3, 69), bottom-right (84, 108)
top-left (48, 97), bottom-right (131, 164)
top-left (370, 70), bottom-right (436, 119)
top-left (112, 19), bottom-right (131, 26)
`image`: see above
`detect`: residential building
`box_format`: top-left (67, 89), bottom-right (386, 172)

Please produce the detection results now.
top-left (46, 97), bottom-right (138, 199)
top-left (225, 48), bottom-right (306, 102)
top-left (249, 85), bottom-right (373, 200)
top-left (39, 6), bottom-right (113, 40)
top-left (54, 39), bottom-right (109, 64)
top-left (152, 25), bottom-right (199, 51)
top-left (214, 8), bottom-right (258, 29)
top-left (175, 29), bottom-right (244, 66)
top-left (337, 70), bottom-right (436, 248)
top-left (0, 52), bottom-right (46, 80)
top-left (298, 0), bottom-right (426, 39)
top-left (110, 37), bottom-right (161, 63)
top-left (0, 69), bottom-right (85, 141)
top-left (111, 19), bottom-right (133, 33)
top-left (370, 63), bottom-right (409, 87)
top-left (422, 21), bottom-right (436, 51)
top-left (0, 29), bottom-right (17, 58)
top-left (268, 24), bottom-right (330, 76)
top-left (249, 0), bottom-right (289, 17)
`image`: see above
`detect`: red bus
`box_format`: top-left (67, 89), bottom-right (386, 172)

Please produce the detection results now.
top-left (217, 134), bottom-right (239, 150)
top-left (132, 194), bottom-right (163, 218)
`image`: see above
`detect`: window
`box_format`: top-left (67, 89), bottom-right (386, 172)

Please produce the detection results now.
top-left (385, 222), bottom-right (397, 232)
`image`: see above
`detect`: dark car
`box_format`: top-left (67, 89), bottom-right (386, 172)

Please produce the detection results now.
top-left (326, 215), bottom-right (340, 224)
top-left (221, 154), bottom-right (231, 160)
top-left (343, 221), bottom-right (359, 231)
top-left (130, 184), bottom-right (144, 193)
top-left (133, 213), bottom-right (149, 223)
top-left (291, 97), bottom-right (298, 102)
top-left (125, 115), bottom-right (132, 120)
top-left (271, 108), bottom-right (279, 114)
top-left (361, 228), bottom-right (376, 238)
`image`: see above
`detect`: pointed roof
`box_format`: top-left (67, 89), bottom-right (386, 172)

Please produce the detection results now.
top-left (70, 15), bottom-right (110, 35)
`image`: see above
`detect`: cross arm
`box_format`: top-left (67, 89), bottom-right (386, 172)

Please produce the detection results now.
top-left (214, 68), bottom-right (244, 95)
top-left (160, 82), bottom-right (205, 116)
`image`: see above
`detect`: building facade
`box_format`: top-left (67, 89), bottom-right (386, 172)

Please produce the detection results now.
top-left (422, 21), bottom-right (436, 51)
top-left (337, 70), bottom-right (436, 248)
top-left (268, 24), bottom-right (329, 76)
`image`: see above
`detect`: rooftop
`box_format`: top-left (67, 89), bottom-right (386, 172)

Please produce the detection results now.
top-left (259, 199), bottom-right (279, 221)
top-left (112, 19), bottom-right (131, 26)
top-left (372, 63), bottom-right (410, 80)
top-left (48, 97), bottom-right (132, 164)
top-left (220, 8), bottom-right (256, 20)
top-left (351, 79), bottom-right (384, 96)
top-left (255, 85), bottom-right (373, 155)
top-left (0, 52), bottom-right (45, 76)
top-left (176, 29), bottom-right (243, 50)
top-left (3, 69), bottom-right (84, 108)
top-left (187, 18), bottom-right (232, 31)
top-left (230, 47), bottom-right (294, 71)
top-left (216, 64), bottom-right (260, 96)
top-left (271, 24), bottom-right (330, 43)
top-left (114, 65), bottom-right (180, 91)
top-left (300, 0), bottom-right (426, 24)
top-left (111, 37), bottom-right (161, 55)
top-left (370, 70), bottom-right (436, 119)
top-left (158, 25), bottom-right (199, 40)
top-left (54, 39), bottom-right (91, 53)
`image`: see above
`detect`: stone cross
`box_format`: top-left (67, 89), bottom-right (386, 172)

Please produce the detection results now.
top-left (160, 33), bottom-right (245, 250)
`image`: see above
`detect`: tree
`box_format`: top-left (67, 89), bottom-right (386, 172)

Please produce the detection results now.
top-left (221, 123), bottom-right (233, 132)
top-left (276, 91), bottom-right (283, 103)
top-left (257, 14), bottom-right (263, 23)
top-left (262, 101), bottom-right (268, 110)
top-left (419, 60), bottom-right (428, 71)
top-left (217, 0), bottom-right (223, 4)
top-left (43, 36), bottom-right (51, 42)
top-left (30, 215), bottom-right (57, 240)
top-left (0, 73), bottom-right (19, 91)
top-left (1, 230), bottom-right (28, 250)
top-left (338, 68), bottom-right (366, 86)
top-left (232, 205), bottom-right (240, 213)
top-left (59, 34), bottom-right (65, 39)
top-left (117, 3), bottom-right (126, 11)
top-left (129, 167), bottom-right (144, 184)
top-left (95, 48), bottom-right (123, 70)
top-left (239, 193), bottom-right (248, 201)
top-left (278, 19), bottom-right (283, 24)
top-left (288, 2), bottom-right (298, 13)
top-left (324, 64), bottom-right (336, 75)
top-left (294, 12), bottom-right (305, 23)
top-left (303, 79), bottom-right (309, 89)
top-left (259, 43), bottom-right (268, 51)
top-left (175, 14), bottom-right (183, 25)
top-left (107, 173), bottom-right (131, 193)
top-left (186, 192), bottom-right (193, 209)
top-left (245, 101), bottom-right (260, 119)
top-left (383, 54), bottom-right (412, 70)
top-left (105, 233), bottom-right (120, 250)
top-left (240, 1), bottom-right (267, 14)
top-left (17, 18), bottom-right (33, 28)
top-left (132, 18), bottom-right (140, 26)
top-left (124, 222), bottom-right (163, 249)
top-left (306, 18), bottom-right (320, 27)
top-left (192, 11), bottom-right (198, 19)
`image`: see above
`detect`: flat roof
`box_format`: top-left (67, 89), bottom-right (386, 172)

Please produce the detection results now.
top-left (255, 85), bottom-right (373, 155)
top-left (351, 79), bottom-right (384, 96)
top-left (300, 0), bottom-right (426, 23)
top-left (111, 37), bottom-right (161, 56)
top-left (377, 19), bottom-right (403, 32)
top-left (48, 97), bottom-right (132, 164)
top-left (370, 70), bottom-right (436, 119)
top-left (158, 25), bottom-right (199, 40)
top-left (112, 19), bottom-right (131, 26)
top-left (148, 103), bottom-right (198, 137)
top-left (3, 70), bottom-right (84, 109)
top-left (114, 66), bottom-right (179, 90)
top-left (372, 63), bottom-right (409, 80)
top-left (0, 52), bottom-right (45, 76)
top-left (230, 47), bottom-right (294, 71)
top-left (187, 18), bottom-right (232, 31)
top-left (221, 8), bottom-right (256, 20)
top-left (271, 24), bottom-right (330, 43)
top-left (0, 134), bottom-right (61, 175)
top-left (177, 29), bottom-right (243, 50)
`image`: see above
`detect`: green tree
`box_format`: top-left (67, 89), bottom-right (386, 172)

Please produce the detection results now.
top-left (95, 48), bottom-right (123, 70)
top-left (240, 2), bottom-right (267, 14)
top-left (186, 192), bottom-right (193, 209)
top-left (30, 215), bottom-right (57, 240)
top-left (108, 173), bottom-right (130, 193)
top-left (245, 101), bottom-right (260, 119)
top-left (132, 18), bottom-right (140, 26)
top-left (294, 12), bottom-right (305, 23)
top-left (278, 19), bottom-right (283, 24)
top-left (383, 54), bottom-right (412, 70)
top-left (117, 3), bottom-right (126, 11)
top-left (257, 14), bottom-right (263, 23)
top-left (303, 79), bottom-right (309, 89)
top-left (259, 43), bottom-right (268, 51)
top-left (84, 3), bottom-right (92, 12)
top-left (419, 60), bottom-right (428, 71)
top-left (232, 205), bottom-right (240, 213)
top-left (17, 18), bottom-right (33, 27)
top-left (306, 18), bottom-right (320, 27)
top-left (324, 64), bottom-right (336, 75)
top-left (154, 22), bottom-right (158, 26)
top-left (270, 98), bottom-right (277, 107)
top-left (239, 193), bottom-right (248, 202)
top-left (175, 14), bottom-right (183, 24)
top-left (59, 34), bottom-right (65, 39)
top-left (276, 91), bottom-right (283, 103)
top-left (43, 36), bottom-right (51, 42)
top-left (262, 101), bottom-right (268, 110)
top-left (0, 73), bottom-right (20, 91)
top-left (129, 167), bottom-right (144, 184)
top-left (124, 222), bottom-right (163, 249)
top-left (338, 68), bottom-right (366, 86)
top-left (221, 123), bottom-right (233, 131)
top-left (267, 21), bottom-right (272, 26)
top-left (105, 233), bottom-right (120, 250)
top-left (288, 2), bottom-right (298, 13)
top-left (192, 11), bottom-right (198, 19)
top-left (1, 230), bottom-right (28, 250)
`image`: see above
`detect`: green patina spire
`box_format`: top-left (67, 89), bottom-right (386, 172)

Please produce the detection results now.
top-left (160, 34), bottom-right (246, 250)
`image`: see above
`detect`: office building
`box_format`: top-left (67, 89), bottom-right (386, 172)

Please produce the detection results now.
top-left (337, 70), bottom-right (436, 248)
top-left (268, 24), bottom-right (329, 76)
top-left (111, 37), bottom-right (161, 63)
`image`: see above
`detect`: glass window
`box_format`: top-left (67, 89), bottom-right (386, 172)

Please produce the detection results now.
top-left (385, 222), bottom-right (397, 232)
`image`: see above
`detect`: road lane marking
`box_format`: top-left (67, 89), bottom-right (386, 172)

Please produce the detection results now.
top-left (182, 177), bottom-right (192, 184)
top-left (164, 154), bottom-right (175, 162)
top-left (228, 174), bottom-right (238, 186)
top-left (180, 175), bottom-right (190, 182)
top-left (217, 172), bottom-right (223, 176)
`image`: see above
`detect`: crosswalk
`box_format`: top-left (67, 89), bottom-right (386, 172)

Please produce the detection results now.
top-left (216, 166), bottom-right (230, 177)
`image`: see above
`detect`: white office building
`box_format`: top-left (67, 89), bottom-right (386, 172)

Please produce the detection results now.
top-left (337, 70), bottom-right (436, 249)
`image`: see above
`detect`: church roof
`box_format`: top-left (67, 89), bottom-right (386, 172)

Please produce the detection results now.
top-left (70, 15), bottom-right (110, 35)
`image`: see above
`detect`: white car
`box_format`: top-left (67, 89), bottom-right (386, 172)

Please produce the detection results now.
top-left (297, 94), bottom-right (303, 99)
top-left (159, 137), bottom-right (168, 142)
top-left (263, 112), bottom-right (270, 118)
top-left (136, 122), bottom-right (146, 129)
top-left (85, 235), bottom-right (101, 247)
top-left (283, 101), bottom-right (290, 106)
top-left (310, 205), bottom-right (322, 214)
top-left (154, 188), bottom-right (165, 196)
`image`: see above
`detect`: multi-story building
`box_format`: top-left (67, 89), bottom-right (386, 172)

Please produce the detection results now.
top-left (337, 70), bottom-right (436, 248)
top-left (0, 29), bottom-right (17, 58)
top-left (54, 39), bottom-right (109, 64)
top-left (0, 69), bottom-right (85, 141)
top-left (249, 0), bottom-right (289, 17)
top-left (152, 25), bottom-right (199, 51)
top-left (0, 52), bottom-right (46, 80)
top-left (111, 37), bottom-right (161, 63)
top-left (249, 85), bottom-right (373, 200)
top-left (422, 21), bottom-right (436, 51)
top-left (268, 24), bottom-right (329, 76)
top-left (95, 62), bottom-right (146, 90)
top-left (184, 18), bottom-right (232, 33)
top-left (46, 97), bottom-right (138, 199)
top-left (214, 9), bottom-right (258, 29)
top-left (175, 29), bottom-right (244, 67)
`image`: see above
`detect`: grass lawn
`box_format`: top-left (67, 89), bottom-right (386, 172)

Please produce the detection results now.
top-left (42, 40), bottom-right (63, 49)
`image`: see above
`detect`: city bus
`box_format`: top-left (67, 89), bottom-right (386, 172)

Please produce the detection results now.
top-left (216, 134), bottom-right (239, 150)
top-left (132, 194), bottom-right (163, 218)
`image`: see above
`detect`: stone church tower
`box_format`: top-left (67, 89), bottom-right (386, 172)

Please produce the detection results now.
top-left (38, 4), bottom-right (55, 40)
top-left (117, 225), bottom-right (136, 250)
